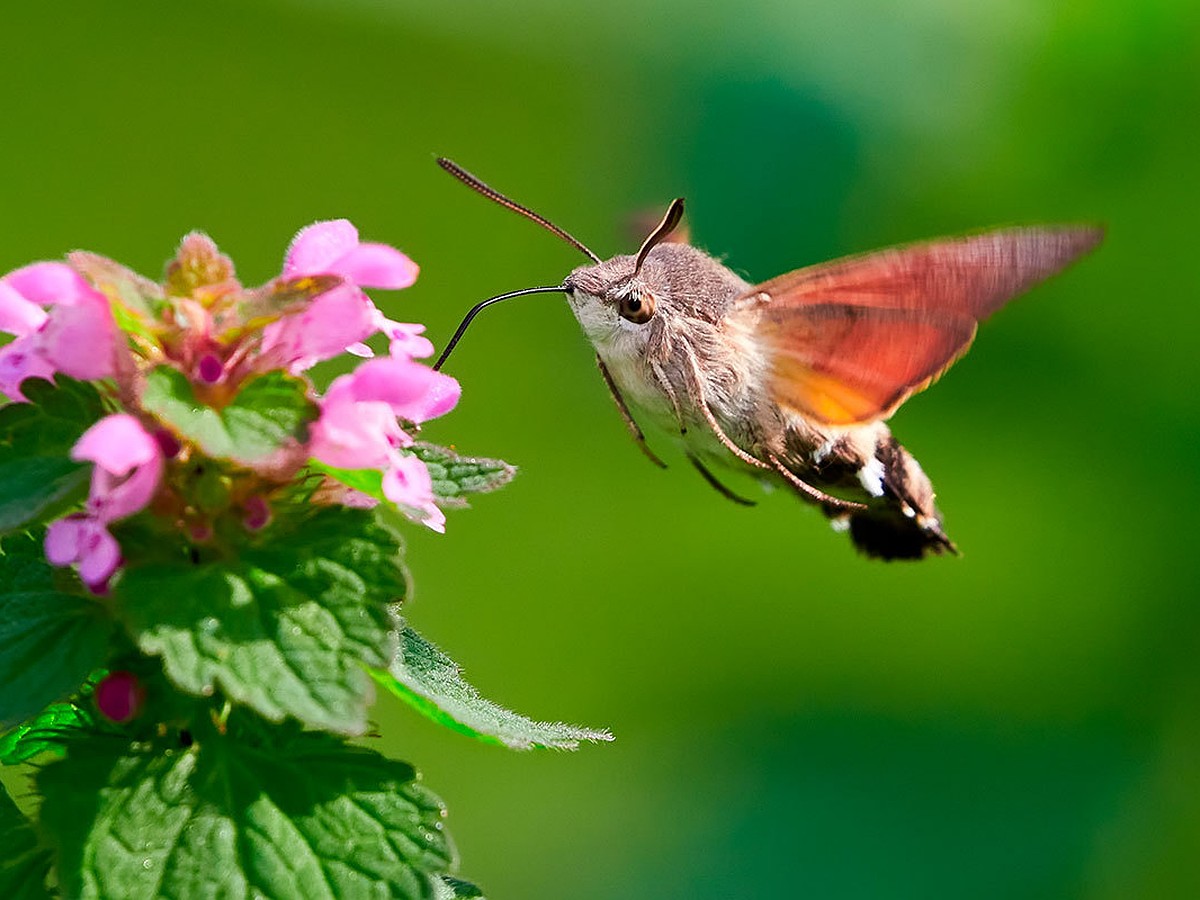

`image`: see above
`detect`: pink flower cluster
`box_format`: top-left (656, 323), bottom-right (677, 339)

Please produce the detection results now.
top-left (0, 220), bottom-right (459, 591)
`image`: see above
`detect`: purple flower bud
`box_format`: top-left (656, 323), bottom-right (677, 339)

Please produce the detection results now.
top-left (95, 671), bottom-right (145, 724)
top-left (196, 352), bottom-right (224, 385)
top-left (242, 495), bottom-right (272, 531)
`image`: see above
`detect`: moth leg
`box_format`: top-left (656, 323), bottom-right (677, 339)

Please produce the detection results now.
top-left (677, 343), bottom-right (772, 472)
top-left (687, 452), bottom-right (756, 506)
top-left (596, 354), bottom-right (667, 469)
top-left (765, 450), bottom-right (868, 513)
top-left (655, 356), bottom-right (753, 504)
top-left (676, 341), bottom-right (865, 513)
top-left (649, 357), bottom-right (686, 434)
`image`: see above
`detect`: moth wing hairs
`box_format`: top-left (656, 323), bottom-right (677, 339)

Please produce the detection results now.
top-left (739, 226), bottom-right (1105, 427)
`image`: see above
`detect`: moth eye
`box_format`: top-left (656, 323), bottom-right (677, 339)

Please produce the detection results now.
top-left (618, 289), bottom-right (656, 324)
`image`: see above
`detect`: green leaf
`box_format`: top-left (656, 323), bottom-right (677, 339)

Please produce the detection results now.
top-left (118, 506), bottom-right (404, 734)
top-left (308, 459), bottom-right (386, 501)
top-left (436, 876), bottom-right (487, 899)
top-left (0, 783), bottom-right (52, 899)
top-left (0, 699), bottom-right (96, 765)
top-left (410, 443), bottom-right (515, 504)
top-left (0, 377), bottom-right (106, 534)
top-left (38, 727), bottom-right (455, 900)
top-left (0, 539), bottom-right (113, 729)
top-left (141, 367), bottom-right (318, 465)
top-left (310, 443), bottom-right (515, 513)
top-left (373, 627), bottom-right (612, 750)
top-left (0, 458), bottom-right (90, 536)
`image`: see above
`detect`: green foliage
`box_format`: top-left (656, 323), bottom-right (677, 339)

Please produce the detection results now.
top-left (0, 783), bottom-right (52, 899)
top-left (0, 698), bottom-right (95, 765)
top-left (0, 378), bottom-right (105, 535)
top-left (410, 443), bottom-right (516, 506)
top-left (437, 876), bottom-right (488, 899)
top-left (312, 442), bottom-right (515, 509)
top-left (118, 506), bottom-right (404, 735)
top-left (0, 537), bottom-right (112, 729)
top-left (141, 367), bottom-right (318, 465)
top-left (374, 627), bottom-right (612, 750)
top-left (38, 719), bottom-right (457, 899)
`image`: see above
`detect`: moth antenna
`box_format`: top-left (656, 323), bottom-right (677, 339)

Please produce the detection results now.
top-left (433, 285), bottom-right (569, 372)
top-left (633, 198), bottom-right (685, 277)
top-left (437, 158), bottom-right (601, 263)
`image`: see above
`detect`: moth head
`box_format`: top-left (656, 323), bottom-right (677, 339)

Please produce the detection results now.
top-left (562, 197), bottom-right (687, 336)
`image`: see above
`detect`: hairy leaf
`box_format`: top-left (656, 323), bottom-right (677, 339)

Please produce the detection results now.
top-left (373, 627), bottom-right (612, 750)
top-left (0, 538), bottom-right (112, 728)
top-left (0, 377), bottom-right (105, 534)
top-left (142, 367), bottom-right (317, 464)
top-left (118, 507), bottom-right (404, 734)
top-left (39, 728), bottom-right (455, 899)
top-left (410, 443), bottom-right (515, 502)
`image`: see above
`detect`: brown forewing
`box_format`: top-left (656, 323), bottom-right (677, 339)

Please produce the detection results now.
top-left (741, 227), bottom-right (1103, 425)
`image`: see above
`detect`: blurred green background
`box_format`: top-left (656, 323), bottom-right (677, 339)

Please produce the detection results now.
top-left (4, 1), bottom-right (1199, 896)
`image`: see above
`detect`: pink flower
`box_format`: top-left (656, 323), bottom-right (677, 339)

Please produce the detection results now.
top-left (44, 515), bottom-right (120, 591)
top-left (309, 356), bottom-right (459, 532)
top-left (74, 414), bottom-right (165, 522)
top-left (261, 220), bottom-right (419, 372)
top-left (376, 317), bottom-right (436, 361)
top-left (0, 262), bottom-right (118, 400)
top-left (282, 219), bottom-right (419, 289)
top-left (344, 356), bottom-right (461, 423)
top-left (44, 414), bottom-right (164, 590)
top-left (383, 454), bottom-right (445, 533)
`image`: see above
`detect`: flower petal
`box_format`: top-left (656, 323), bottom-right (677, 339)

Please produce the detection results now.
top-left (44, 515), bottom-right (122, 590)
top-left (0, 337), bottom-right (55, 401)
top-left (283, 219), bottom-right (359, 277)
top-left (4, 262), bottom-right (97, 306)
top-left (45, 516), bottom-right (85, 565)
top-left (40, 293), bottom-right (117, 380)
top-left (72, 414), bottom-right (164, 522)
top-left (72, 414), bottom-right (159, 474)
top-left (308, 380), bottom-right (410, 470)
top-left (260, 284), bottom-right (379, 373)
top-left (331, 243), bottom-right (418, 289)
top-left (348, 357), bottom-right (460, 423)
top-left (0, 281), bottom-right (49, 336)
top-left (382, 454), bottom-right (445, 533)
top-left (77, 522), bottom-right (121, 587)
top-left (378, 319), bottom-right (435, 360)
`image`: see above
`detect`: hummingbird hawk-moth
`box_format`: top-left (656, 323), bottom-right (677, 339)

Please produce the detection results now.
top-left (433, 159), bottom-right (1102, 560)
